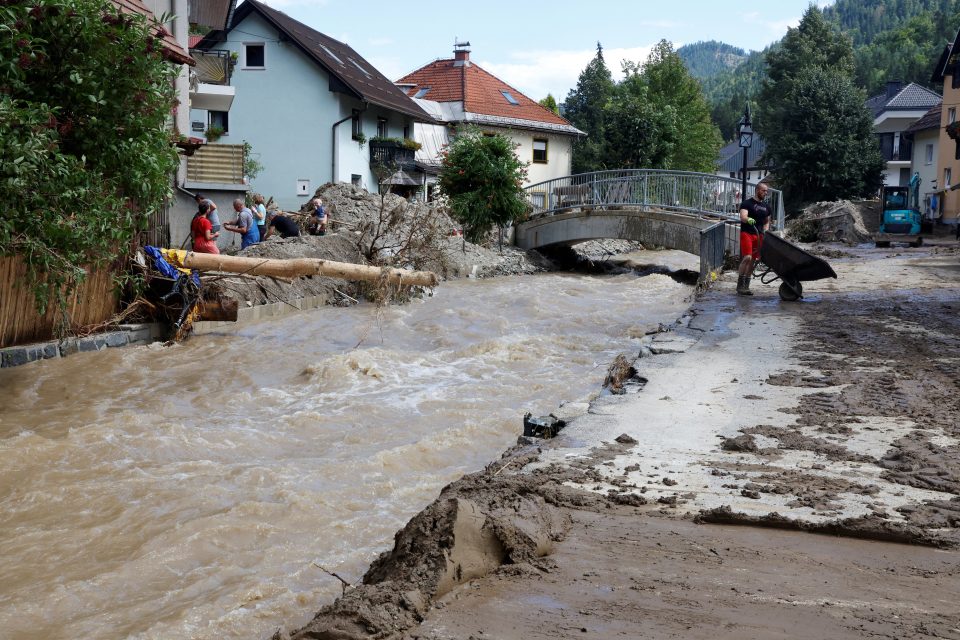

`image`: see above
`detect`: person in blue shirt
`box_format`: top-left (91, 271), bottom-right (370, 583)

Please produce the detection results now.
top-left (223, 198), bottom-right (259, 249)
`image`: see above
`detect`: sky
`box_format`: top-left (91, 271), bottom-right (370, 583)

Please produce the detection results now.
top-left (252, 0), bottom-right (834, 101)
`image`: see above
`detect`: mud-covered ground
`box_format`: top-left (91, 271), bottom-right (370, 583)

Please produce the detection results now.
top-left (272, 241), bottom-right (960, 640)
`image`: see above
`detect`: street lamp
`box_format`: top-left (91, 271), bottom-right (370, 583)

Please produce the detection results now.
top-left (737, 103), bottom-right (753, 202)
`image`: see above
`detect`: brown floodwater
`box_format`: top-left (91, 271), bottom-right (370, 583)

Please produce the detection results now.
top-left (0, 267), bottom-right (693, 640)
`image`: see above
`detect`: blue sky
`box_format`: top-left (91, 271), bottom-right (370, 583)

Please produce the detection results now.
top-left (254, 0), bottom-right (834, 101)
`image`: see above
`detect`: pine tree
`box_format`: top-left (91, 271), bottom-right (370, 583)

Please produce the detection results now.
top-left (563, 43), bottom-right (615, 173)
top-left (538, 93), bottom-right (559, 114)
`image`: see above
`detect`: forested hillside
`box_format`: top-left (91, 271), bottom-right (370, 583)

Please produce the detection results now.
top-left (693, 0), bottom-right (960, 139)
top-left (676, 41), bottom-right (748, 79)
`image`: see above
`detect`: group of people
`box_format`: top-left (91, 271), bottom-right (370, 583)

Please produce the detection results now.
top-left (190, 193), bottom-right (303, 254)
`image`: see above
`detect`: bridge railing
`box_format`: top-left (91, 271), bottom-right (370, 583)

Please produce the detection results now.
top-left (523, 169), bottom-right (785, 231)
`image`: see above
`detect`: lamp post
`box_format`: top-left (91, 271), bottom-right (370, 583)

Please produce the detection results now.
top-left (737, 103), bottom-right (753, 203)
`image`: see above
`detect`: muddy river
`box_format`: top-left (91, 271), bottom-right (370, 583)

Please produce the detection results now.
top-left (0, 264), bottom-right (693, 639)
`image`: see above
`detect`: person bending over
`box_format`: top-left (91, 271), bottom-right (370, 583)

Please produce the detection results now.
top-left (262, 211), bottom-right (301, 240)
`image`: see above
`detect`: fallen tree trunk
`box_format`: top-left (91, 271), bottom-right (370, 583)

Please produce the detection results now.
top-left (159, 249), bottom-right (439, 287)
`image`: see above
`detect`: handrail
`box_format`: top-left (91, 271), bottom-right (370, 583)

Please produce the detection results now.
top-left (522, 169), bottom-right (785, 232)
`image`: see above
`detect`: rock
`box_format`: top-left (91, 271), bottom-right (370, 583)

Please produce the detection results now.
top-left (614, 433), bottom-right (638, 444)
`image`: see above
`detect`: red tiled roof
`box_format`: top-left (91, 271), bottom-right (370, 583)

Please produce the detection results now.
top-left (398, 56), bottom-right (574, 129)
top-left (188, 34), bottom-right (204, 49)
top-left (112, 0), bottom-right (194, 65)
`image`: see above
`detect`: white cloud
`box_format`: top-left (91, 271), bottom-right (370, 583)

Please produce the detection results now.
top-left (478, 45), bottom-right (655, 103)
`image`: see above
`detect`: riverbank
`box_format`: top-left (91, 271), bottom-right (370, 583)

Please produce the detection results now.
top-left (277, 239), bottom-right (960, 639)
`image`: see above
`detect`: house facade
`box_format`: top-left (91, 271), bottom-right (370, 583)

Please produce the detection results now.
top-left (397, 44), bottom-right (584, 199)
top-left (191, 0), bottom-right (431, 215)
top-left (932, 32), bottom-right (960, 226)
top-left (865, 81), bottom-right (941, 187)
top-left (905, 104), bottom-right (941, 220)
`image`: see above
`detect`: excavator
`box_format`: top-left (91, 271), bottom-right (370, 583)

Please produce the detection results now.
top-left (875, 172), bottom-right (923, 248)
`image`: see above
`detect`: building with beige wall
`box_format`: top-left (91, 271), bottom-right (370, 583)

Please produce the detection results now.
top-left (932, 33), bottom-right (960, 225)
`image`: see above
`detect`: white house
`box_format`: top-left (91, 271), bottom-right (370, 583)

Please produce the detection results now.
top-left (396, 44), bottom-right (584, 203)
top-left (866, 81), bottom-right (941, 187)
top-left (191, 0), bottom-right (433, 215)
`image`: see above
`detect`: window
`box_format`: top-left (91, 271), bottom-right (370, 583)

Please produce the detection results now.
top-left (403, 125), bottom-right (410, 139)
top-left (348, 58), bottom-right (371, 78)
top-left (351, 174), bottom-right (362, 187)
top-left (244, 43), bottom-right (265, 68)
top-left (319, 44), bottom-right (344, 65)
top-left (945, 167), bottom-right (952, 188)
top-left (532, 138), bottom-right (548, 163)
top-left (926, 143), bottom-right (934, 165)
top-left (950, 108), bottom-right (957, 125)
top-left (500, 90), bottom-right (520, 105)
top-left (208, 110), bottom-right (228, 134)
top-left (377, 117), bottom-right (388, 138)
top-left (351, 109), bottom-right (362, 140)
top-left (413, 86), bottom-right (431, 99)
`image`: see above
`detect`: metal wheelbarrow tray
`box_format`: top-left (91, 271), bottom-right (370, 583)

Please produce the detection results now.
top-left (756, 232), bottom-right (837, 301)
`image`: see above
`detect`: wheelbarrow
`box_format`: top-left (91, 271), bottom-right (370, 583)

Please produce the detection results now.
top-left (755, 232), bottom-right (837, 301)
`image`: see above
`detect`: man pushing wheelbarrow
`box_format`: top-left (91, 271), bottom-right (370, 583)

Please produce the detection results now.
top-left (737, 183), bottom-right (771, 296)
top-left (735, 183), bottom-right (838, 301)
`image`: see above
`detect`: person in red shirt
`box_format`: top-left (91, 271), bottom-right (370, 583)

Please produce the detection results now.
top-left (191, 203), bottom-right (220, 254)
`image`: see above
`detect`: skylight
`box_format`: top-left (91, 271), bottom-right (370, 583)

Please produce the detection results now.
top-left (318, 43), bottom-right (343, 65)
top-left (348, 57), bottom-right (371, 78)
top-left (500, 90), bottom-right (519, 105)
top-left (414, 87), bottom-right (431, 99)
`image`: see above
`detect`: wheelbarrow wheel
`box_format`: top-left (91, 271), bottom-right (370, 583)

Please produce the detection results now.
top-left (779, 280), bottom-right (802, 301)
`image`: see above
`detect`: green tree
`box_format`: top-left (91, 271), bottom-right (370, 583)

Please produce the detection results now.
top-left (538, 93), bottom-right (559, 114)
top-left (438, 127), bottom-right (528, 243)
top-left (758, 7), bottom-right (883, 207)
top-left (563, 43), bottom-right (616, 173)
top-left (0, 0), bottom-right (179, 314)
top-left (606, 41), bottom-right (721, 172)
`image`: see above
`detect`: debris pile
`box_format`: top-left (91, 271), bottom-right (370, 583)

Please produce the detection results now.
top-left (786, 200), bottom-right (877, 245)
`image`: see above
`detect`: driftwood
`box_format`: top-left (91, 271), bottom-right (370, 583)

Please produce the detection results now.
top-left (159, 249), bottom-right (439, 287)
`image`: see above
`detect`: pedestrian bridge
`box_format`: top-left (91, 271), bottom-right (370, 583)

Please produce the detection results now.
top-left (517, 170), bottom-right (785, 282)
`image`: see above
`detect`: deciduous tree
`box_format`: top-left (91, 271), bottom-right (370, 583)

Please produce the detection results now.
top-left (0, 0), bottom-right (179, 315)
top-left (758, 6), bottom-right (883, 207)
top-left (438, 128), bottom-right (528, 243)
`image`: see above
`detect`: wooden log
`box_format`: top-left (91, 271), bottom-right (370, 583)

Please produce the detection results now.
top-left (159, 249), bottom-right (439, 287)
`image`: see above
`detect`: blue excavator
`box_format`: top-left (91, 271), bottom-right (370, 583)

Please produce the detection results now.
top-left (875, 172), bottom-right (923, 248)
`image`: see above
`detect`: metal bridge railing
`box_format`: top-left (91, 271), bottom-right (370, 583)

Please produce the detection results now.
top-left (523, 169), bottom-right (785, 232)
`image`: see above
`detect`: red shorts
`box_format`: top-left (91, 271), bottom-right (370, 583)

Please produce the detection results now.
top-left (740, 231), bottom-right (762, 261)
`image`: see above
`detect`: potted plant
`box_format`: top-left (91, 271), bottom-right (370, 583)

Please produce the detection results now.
top-left (947, 121), bottom-right (960, 141)
top-left (205, 125), bottom-right (225, 142)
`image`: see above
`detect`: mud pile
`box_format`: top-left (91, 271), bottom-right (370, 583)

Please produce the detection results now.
top-left (278, 447), bottom-right (622, 640)
top-left (786, 200), bottom-right (876, 245)
top-left (206, 184), bottom-right (554, 308)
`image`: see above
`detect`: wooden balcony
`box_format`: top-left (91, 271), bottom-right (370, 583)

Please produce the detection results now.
top-left (369, 139), bottom-right (416, 171)
top-left (186, 143), bottom-right (245, 186)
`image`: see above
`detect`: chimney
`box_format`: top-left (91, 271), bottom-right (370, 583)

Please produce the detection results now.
top-left (453, 40), bottom-right (470, 66)
top-left (886, 80), bottom-right (903, 99)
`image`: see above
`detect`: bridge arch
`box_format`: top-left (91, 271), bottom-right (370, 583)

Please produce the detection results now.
top-left (517, 170), bottom-right (785, 282)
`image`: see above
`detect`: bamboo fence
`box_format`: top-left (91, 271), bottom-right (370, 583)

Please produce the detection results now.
top-left (0, 256), bottom-right (118, 348)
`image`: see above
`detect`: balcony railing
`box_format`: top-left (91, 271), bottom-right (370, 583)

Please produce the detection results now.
top-left (877, 134), bottom-right (912, 162)
top-left (191, 50), bottom-right (231, 85)
top-left (369, 139), bottom-right (416, 171)
top-left (186, 143), bottom-right (245, 185)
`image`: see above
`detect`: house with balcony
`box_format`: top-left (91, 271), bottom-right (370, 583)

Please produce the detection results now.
top-left (191, 0), bottom-right (432, 214)
top-left (396, 44), bottom-right (584, 203)
top-left (865, 81), bottom-right (941, 187)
